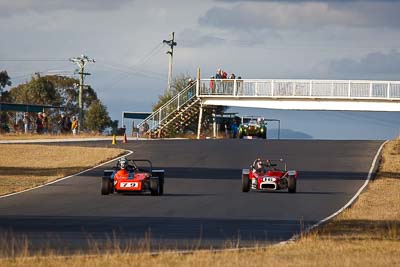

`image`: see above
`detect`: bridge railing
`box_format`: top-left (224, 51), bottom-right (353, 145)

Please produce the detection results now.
top-left (137, 82), bottom-right (197, 133)
top-left (199, 79), bottom-right (400, 100)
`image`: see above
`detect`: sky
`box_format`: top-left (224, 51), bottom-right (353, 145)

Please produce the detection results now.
top-left (0, 0), bottom-right (399, 139)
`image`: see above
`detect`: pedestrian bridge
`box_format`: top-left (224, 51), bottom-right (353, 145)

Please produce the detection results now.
top-left (198, 79), bottom-right (400, 112)
top-left (137, 78), bottom-right (400, 138)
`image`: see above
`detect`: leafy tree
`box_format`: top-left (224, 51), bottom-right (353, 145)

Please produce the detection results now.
top-left (6, 74), bottom-right (106, 132)
top-left (85, 100), bottom-right (111, 133)
top-left (9, 74), bottom-right (60, 105)
top-left (0, 70), bottom-right (11, 95)
top-left (44, 75), bottom-right (79, 112)
top-left (152, 73), bottom-right (192, 111)
top-left (0, 71), bottom-right (12, 127)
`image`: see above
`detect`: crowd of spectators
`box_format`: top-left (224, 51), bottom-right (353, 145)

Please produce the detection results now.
top-left (13, 112), bottom-right (79, 135)
top-left (208, 68), bottom-right (242, 95)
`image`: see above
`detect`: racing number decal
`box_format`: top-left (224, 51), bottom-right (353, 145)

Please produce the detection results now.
top-left (263, 177), bottom-right (274, 182)
top-left (120, 182), bottom-right (139, 188)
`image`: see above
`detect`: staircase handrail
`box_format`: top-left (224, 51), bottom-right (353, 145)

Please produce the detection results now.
top-left (137, 81), bottom-right (197, 133)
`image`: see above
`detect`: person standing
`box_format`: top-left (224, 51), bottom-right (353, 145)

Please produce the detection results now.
top-left (71, 116), bottom-right (78, 135)
top-left (64, 115), bottom-right (72, 133)
top-left (131, 121), bottom-right (135, 137)
top-left (58, 114), bottom-right (66, 134)
top-left (36, 112), bottom-right (43, 134)
top-left (42, 112), bottom-right (48, 134)
top-left (141, 121), bottom-right (149, 137)
top-left (23, 112), bottom-right (30, 134)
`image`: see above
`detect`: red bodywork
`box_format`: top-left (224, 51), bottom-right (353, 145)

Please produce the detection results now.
top-left (113, 169), bottom-right (150, 192)
top-left (248, 168), bottom-right (298, 191)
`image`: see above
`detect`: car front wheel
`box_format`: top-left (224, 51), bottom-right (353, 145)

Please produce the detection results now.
top-left (101, 177), bottom-right (111, 195)
top-left (242, 174), bottom-right (251, 192)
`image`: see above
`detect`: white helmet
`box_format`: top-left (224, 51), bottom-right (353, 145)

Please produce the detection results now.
top-left (119, 157), bottom-right (127, 169)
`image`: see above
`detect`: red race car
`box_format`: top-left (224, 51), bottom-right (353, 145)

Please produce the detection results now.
top-left (101, 157), bottom-right (164, 196)
top-left (242, 158), bottom-right (298, 193)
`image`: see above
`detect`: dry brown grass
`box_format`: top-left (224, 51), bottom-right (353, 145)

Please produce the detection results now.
top-left (0, 133), bottom-right (109, 141)
top-left (0, 139), bottom-right (399, 266)
top-left (0, 144), bottom-right (125, 196)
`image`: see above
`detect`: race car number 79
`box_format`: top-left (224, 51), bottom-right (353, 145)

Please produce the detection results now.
top-left (120, 182), bottom-right (139, 188)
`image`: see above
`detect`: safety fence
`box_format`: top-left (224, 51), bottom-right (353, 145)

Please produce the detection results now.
top-left (199, 79), bottom-right (400, 99)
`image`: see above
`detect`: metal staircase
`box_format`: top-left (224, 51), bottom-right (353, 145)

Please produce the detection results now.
top-left (137, 82), bottom-right (200, 138)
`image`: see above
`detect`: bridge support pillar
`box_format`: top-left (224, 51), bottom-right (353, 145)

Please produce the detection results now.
top-left (196, 103), bottom-right (203, 139)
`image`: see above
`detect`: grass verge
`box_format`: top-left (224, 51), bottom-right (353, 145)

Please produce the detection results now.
top-left (0, 144), bottom-right (125, 196)
top-left (0, 133), bottom-right (110, 141)
top-left (0, 139), bottom-right (399, 266)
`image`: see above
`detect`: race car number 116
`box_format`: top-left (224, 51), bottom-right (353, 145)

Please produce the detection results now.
top-left (120, 182), bottom-right (139, 188)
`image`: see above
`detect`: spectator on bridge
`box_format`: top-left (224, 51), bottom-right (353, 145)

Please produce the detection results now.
top-left (215, 68), bottom-right (223, 93)
top-left (222, 71), bottom-right (227, 79)
top-left (229, 73), bottom-right (236, 79)
top-left (221, 70), bottom-right (228, 93)
top-left (236, 76), bottom-right (243, 95)
top-left (209, 76), bottom-right (215, 94)
top-left (215, 68), bottom-right (222, 79)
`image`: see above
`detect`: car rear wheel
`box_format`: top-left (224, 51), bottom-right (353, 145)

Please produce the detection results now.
top-left (101, 177), bottom-right (111, 195)
top-left (288, 175), bottom-right (296, 193)
top-left (150, 178), bottom-right (160, 196)
top-left (261, 130), bottom-right (267, 139)
top-left (242, 174), bottom-right (250, 192)
top-left (158, 173), bottom-right (164, 195)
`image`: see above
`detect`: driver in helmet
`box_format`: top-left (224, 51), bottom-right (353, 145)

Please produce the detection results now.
top-left (119, 157), bottom-right (128, 169)
top-left (117, 157), bottom-right (134, 172)
top-left (252, 158), bottom-right (266, 173)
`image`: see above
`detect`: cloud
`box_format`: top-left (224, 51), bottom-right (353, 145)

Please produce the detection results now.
top-left (179, 29), bottom-right (227, 48)
top-left (0, 0), bottom-right (132, 16)
top-left (216, 0), bottom-right (400, 2)
top-left (314, 50), bottom-right (400, 79)
top-left (199, 1), bottom-right (400, 30)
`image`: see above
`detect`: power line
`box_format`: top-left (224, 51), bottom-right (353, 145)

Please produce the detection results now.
top-left (0, 59), bottom-right (68, 62)
top-left (98, 42), bottom-right (167, 91)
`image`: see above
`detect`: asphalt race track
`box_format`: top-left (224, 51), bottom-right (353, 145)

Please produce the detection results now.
top-left (0, 139), bottom-right (383, 252)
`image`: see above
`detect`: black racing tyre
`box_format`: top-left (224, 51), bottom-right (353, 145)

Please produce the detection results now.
top-left (158, 173), bottom-right (164, 195)
top-left (101, 177), bottom-right (110, 195)
top-left (150, 178), bottom-right (160, 196)
top-left (261, 131), bottom-right (267, 139)
top-left (288, 175), bottom-right (297, 193)
top-left (242, 174), bottom-right (250, 192)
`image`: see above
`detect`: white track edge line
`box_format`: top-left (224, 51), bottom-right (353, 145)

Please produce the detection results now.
top-left (0, 150), bottom-right (134, 199)
top-left (0, 141), bottom-right (388, 255)
top-left (278, 139), bottom-right (389, 245)
top-left (158, 139), bottom-right (389, 255)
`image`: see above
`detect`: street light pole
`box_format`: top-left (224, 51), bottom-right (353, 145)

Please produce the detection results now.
top-left (163, 32), bottom-right (177, 96)
top-left (69, 55), bottom-right (95, 132)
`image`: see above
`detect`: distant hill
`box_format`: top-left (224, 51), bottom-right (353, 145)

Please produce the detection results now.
top-left (268, 129), bottom-right (313, 139)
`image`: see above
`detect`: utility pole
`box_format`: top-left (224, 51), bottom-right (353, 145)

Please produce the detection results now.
top-left (163, 32), bottom-right (177, 96)
top-left (69, 54), bottom-right (95, 132)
